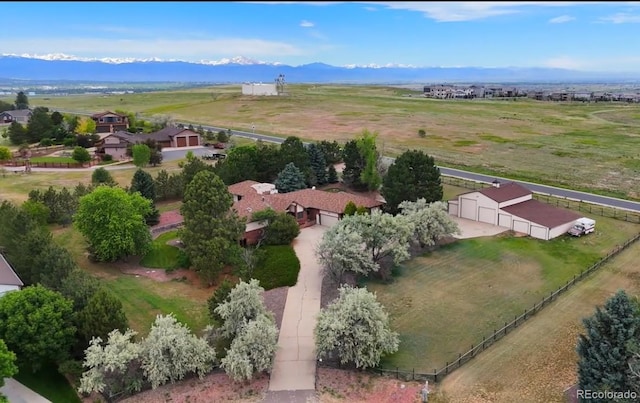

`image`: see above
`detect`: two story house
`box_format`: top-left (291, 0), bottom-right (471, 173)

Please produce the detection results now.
top-left (91, 111), bottom-right (130, 133)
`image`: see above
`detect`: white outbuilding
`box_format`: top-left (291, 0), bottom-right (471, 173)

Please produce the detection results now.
top-left (448, 182), bottom-right (582, 240)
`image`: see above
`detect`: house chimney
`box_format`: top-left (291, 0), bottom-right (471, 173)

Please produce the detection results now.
top-left (492, 179), bottom-right (501, 188)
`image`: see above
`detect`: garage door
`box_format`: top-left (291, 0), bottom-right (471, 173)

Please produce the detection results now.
top-left (512, 220), bottom-right (529, 234)
top-left (319, 213), bottom-right (340, 227)
top-left (478, 207), bottom-right (495, 225)
top-left (460, 198), bottom-right (476, 220)
top-left (176, 137), bottom-right (187, 147)
top-left (448, 201), bottom-right (458, 216)
top-left (188, 136), bottom-right (199, 146)
top-left (530, 225), bottom-right (547, 240)
top-left (498, 213), bottom-right (511, 228)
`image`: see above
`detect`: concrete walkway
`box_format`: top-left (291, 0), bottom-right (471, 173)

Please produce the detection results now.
top-left (267, 225), bottom-right (327, 394)
top-left (0, 378), bottom-right (52, 403)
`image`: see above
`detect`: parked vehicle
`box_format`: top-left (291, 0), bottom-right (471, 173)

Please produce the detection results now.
top-left (202, 153), bottom-right (226, 160)
top-left (213, 143), bottom-right (226, 149)
top-left (567, 217), bottom-right (596, 237)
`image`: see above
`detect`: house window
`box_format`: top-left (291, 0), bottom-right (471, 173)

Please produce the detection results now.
top-left (296, 211), bottom-right (304, 219)
top-left (99, 118), bottom-right (104, 123)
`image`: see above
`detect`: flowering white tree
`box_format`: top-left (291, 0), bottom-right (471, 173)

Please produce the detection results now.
top-left (398, 199), bottom-right (460, 248)
top-left (316, 222), bottom-right (378, 283)
top-left (78, 329), bottom-right (144, 398)
top-left (220, 313), bottom-right (278, 382)
top-left (315, 285), bottom-right (399, 369)
top-left (140, 314), bottom-right (216, 389)
top-left (214, 279), bottom-right (269, 339)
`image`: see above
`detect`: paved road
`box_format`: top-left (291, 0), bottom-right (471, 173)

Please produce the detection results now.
top-left (49, 110), bottom-right (640, 213)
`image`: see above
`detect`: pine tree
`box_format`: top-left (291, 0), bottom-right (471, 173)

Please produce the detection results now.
top-left (130, 169), bottom-right (159, 226)
top-left (327, 164), bottom-right (339, 183)
top-left (307, 143), bottom-right (328, 186)
top-left (577, 290), bottom-right (640, 397)
top-left (274, 162), bottom-right (307, 193)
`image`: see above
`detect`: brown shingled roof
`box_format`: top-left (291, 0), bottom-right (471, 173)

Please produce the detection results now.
top-left (0, 253), bottom-right (24, 287)
top-left (501, 199), bottom-right (581, 228)
top-left (287, 188), bottom-right (383, 213)
top-left (478, 182), bottom-right (532, 203)
top-left (228, 180), bottom-right (261, 197)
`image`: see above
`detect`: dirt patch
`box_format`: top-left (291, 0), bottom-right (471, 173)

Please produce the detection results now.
top-left (263, 286), bottom-right (288, 329)
top-left (316, 367), bottom-right (424, 403)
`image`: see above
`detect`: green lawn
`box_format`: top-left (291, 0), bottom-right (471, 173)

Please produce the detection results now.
top-left (253, 245), bottom-right (301, 290)
top-left (14, 364), bottom-right (81, 403)
top-left (51, 226), bottom-right (210, 336)
top-left (366, 215), bottom-right (640, 372)
top-left (29, 156), bottom-right (77, 163)
top-left (139, 230), bottom-right (182, 270)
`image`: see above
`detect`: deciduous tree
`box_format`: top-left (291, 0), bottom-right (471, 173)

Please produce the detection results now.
top-left (180, 171), bottom-right (244, 284)
top-left (0, 339), bottom-right (18, 391)
top-left (214, 279), bottom-right (269, 339)
top-left (140, 314), bottom-right (216, 389)
top-left (75, 117), bottom-right (97, 135)
top-left (74, 186), bottom-right (152, 262)
top-left (0, 146), bottom-right (10, 161)
top-left (381, 149), bottom-right (443, 215)
top-left (315, 285), bottom-right (399, 369)
top-left (274, 162), bottom-right (307, 193)
top-left (220, 313), bottom-right (278, 382)
top-left (91, 167), bottom-right (117, 186)
top-left (356, 129), bottom-right (381, 191)
top-left (577, 289), bottom-right (640, 395)
top-left (132, 144), bottom-right (151, 168)
top-left (72, 146), bottom-right (91, 164)
top-left (214, 145), bottom-right (259, 185)
top-left (279, 136), bottom-right (309, 173)
top-left (0, 285), bottom-right (76, 372)
top-left (316, 223), bottom-right (378, 283)
top-left (398, 200), bottom-right (459, 248)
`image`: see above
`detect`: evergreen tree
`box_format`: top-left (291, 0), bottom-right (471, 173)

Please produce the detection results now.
top-left (26, 107), bottom-right (53, 143)
top-left (577, 290), bottom-right (640, 399)
top-left (91, 167), bottom-right (117, 186)
top-left (76, 288), bottom-right (129, 351)
top-left (341, 140), bottom-right (366, 191)
top-left (307, 143), bottom-right (328, 186)
top-left (7, 121), bottom-right (27, 145)
top-left (274, 162), bottom-right (307, 193)
top-left (381, 149), bottom-right (443, 215)
top-left (130, 169), bottom-right (159, 226)
top-left (180, 171), bottom-right (244, 285)
top-left (15, 91), bottom-right (29, 110)
top-left (327, 164), bottom-right (339, 183)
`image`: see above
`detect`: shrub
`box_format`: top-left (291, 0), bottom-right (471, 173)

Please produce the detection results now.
top-left (252, 245), bottom-right (300, 290)
top-left (39, 137), bottom-right (53, 147)
top-left (418, 129), bottom-right (426, 138)
top-left (101, 154), bottom-right (113, 162)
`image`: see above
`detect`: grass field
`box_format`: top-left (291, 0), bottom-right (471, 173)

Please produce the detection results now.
top-left (16, 84), bottom-right (640, 200)
top-left (366, 215), bottom-right (640, 372)
top-left (139, 230), bottom-right (182, 270)
top-left (29, 156), bottom-right (77, 163)
top-left (253, 245), bottom-right (301, 290)
top-left (51, 225), bottom-right (210, 336)
top-left (434, 241), bottom-right (640, 403)
top-left (14, 364), bottom-right (81, 403)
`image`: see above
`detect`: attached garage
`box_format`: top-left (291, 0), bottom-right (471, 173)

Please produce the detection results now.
top-left (498, 213), bottom-right (512, 228)
top-left (188, 136), bottom-right (199, 146)
top-left (478, 207), bottom-right (496, 225)
top-left (318, 211), bottom-right (340, 227)
top-left (530, 225), bottom-right (548, 240)
top-left (459, 198), bottom-right (477, 220)
top-left (176, 137), bottom-right (187, 147)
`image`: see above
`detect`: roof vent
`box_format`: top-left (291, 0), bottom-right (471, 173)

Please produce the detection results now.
top-left (312, 186), bottom-right (316, 190)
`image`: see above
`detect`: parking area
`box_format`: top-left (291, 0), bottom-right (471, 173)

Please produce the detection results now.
top-left (450, 215), bottom-right (509, 239)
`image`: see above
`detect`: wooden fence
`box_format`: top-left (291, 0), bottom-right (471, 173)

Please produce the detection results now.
top-left (442, 175), bottom-right (640, 224)
top-left (341, 231), bottom-right (640, 383)
top-left (2, 159), bottom-right (99, 169)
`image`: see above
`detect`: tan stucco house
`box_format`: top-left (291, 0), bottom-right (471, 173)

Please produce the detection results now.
top-left (448, 182), bottom-right (581, 240)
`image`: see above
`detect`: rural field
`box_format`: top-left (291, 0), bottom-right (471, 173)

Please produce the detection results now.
top-left (11, 84), bottom-right (640, 200)
top-left (367, 213), bottom-right (640, 373)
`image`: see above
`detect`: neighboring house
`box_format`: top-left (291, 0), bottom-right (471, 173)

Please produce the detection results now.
top-left (94, 131), bottom-right (136, 161)
top-left (91, 111), bottom-right (130, 133)
top-left (448, 182), bottom-right (581, 240)
top-left (0, 109), bottom-right (32, 124)
top-left (0, 253), bottom-right (23, 297)
top-left (228, 180), bottom-right (384, 245)
top-left (147, 126), bottom-right (201, 148)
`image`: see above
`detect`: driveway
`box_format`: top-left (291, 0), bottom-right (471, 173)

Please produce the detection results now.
top-left (0, 378), bottom-right (51, 403)
top-left (267, 225), bottom-right (327, 393)
top-left (450, 216), bottom-right (509, 239)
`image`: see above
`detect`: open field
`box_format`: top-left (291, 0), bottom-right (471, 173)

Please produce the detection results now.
top-left (51, 224), bottom-right (210, 336)
top-left (432, 241), bottom-right (640, 403)
top-left (14, 84), bottom-right (640, 200)
top-left (366, 215), bottom-right (640, 372)
top-left (29, 156), bottom-right (77, 163)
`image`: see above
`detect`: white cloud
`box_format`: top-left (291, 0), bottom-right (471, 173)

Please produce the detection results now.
top-left (599, 12), bottom-right (640, 23)
top-left (543, 56), bottom-right (585, 70)
top-left (300, 20), bottom-right (315, 27)
top-left (1, 37), bottom-right (306, 60)
top-left (549, 15), bottom-right (575, 23)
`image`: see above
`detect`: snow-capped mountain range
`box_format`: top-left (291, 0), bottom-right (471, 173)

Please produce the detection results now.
top-left (0, 53), bottom-right (637, 83)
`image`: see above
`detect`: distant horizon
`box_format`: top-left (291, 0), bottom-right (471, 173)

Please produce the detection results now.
top-left (2, 2), bottom-right (640, 73)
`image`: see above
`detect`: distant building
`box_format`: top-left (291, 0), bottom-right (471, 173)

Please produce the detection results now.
top-left (0, 109), bottom-right (32, 124)
top-left (242, 83), bottom-right (278, 96)
top-left (91, 111), bottom-right (130, 133)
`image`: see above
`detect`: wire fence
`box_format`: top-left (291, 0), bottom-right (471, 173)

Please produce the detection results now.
top-left (318, 231), bottom-right (640, 383)
top-left (441, 175), bottom-right (640, 224)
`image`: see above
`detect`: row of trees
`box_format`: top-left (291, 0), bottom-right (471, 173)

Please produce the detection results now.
top-left (0, 200), bottom-right (129, 376)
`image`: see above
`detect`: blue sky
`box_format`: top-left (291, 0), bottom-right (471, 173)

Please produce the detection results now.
top-left (3, 2), bottom-right (640, 71)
